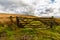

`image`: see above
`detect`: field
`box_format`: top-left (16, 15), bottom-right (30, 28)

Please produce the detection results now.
top-left (0, 13), bottom-right (60, 40)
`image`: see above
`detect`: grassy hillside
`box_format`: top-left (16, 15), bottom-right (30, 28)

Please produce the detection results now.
top-left (0, 13), bottom-right (60, 40)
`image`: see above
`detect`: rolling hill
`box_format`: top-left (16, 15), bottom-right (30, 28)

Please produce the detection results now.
top-left (0, 13), bottom-right (38, 23)
top-left (0, 13), bottom-right (60, 40)
top-left (0, 13), bottom-right (60, 26)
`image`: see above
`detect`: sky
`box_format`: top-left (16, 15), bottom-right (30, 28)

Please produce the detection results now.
top-left (0, 0), bottom-right (60, 17)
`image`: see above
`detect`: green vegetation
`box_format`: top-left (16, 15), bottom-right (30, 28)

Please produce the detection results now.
top-left (0, 18), bottom-right (60, 40)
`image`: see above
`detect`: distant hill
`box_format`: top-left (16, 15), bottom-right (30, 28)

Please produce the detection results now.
top-left (0, 13), bottom-right (39, 23)
top-left (0, 13), bottom-right (38, 18)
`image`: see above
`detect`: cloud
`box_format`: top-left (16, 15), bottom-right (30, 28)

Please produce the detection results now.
top-left (0, 0), bottom-right (60, 17)
top-left (33, 0), bottom-right (60, 17)
top-left (0, 0), bottom-right (35, 14)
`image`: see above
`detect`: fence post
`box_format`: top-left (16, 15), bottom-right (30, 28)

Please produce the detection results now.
top-left (50, 16), bottom-right (54, 28)
top-left (10, 16), bottom-right (13, 22)
top-left (16, 16), bottom-right (24, 28)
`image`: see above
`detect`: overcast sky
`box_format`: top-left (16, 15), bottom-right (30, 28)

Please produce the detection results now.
top-left (0, 0), bottom-right (60, 17)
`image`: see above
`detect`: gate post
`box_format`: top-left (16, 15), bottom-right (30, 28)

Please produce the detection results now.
top-left (16, 16), bottom-right (24, 28)
top-left (50, 16), bottom-right (54, 28)
top-left (16, 16), bottom-right (20, 27)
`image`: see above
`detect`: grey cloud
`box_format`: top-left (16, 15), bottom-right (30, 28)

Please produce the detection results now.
top-left (0, 0), bottom-right (34, 14)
